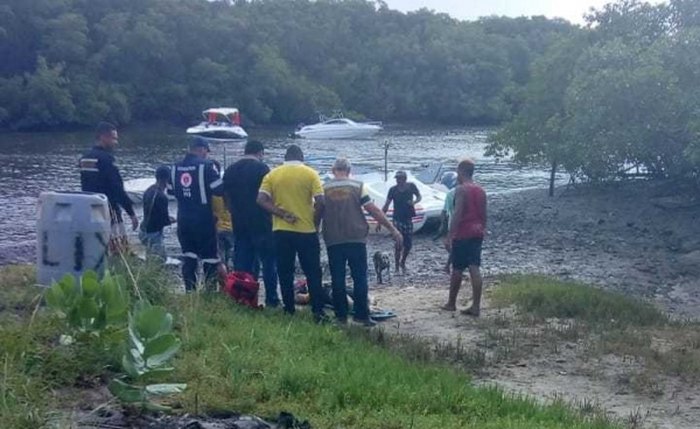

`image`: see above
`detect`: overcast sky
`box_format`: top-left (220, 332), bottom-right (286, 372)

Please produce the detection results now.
top-left (382, 0), bottom-right (663, 24)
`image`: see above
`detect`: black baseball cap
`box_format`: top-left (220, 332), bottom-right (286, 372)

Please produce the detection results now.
top-left (190, 136), bottom-right (210, 151)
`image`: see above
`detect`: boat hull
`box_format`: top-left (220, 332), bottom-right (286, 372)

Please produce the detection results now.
top-left (294, 125), bottom-right (381, 140)
top-left (186, 124), bottom-right (248, 140)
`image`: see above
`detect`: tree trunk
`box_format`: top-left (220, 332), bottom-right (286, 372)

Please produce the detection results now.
top-left (549, 161), bottom-right (557, 197)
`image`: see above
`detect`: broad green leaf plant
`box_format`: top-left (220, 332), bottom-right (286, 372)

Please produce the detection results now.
top-left (45, 270), bottom-right (186, 411)
top-left (108, 300), bottom-right (186, 411)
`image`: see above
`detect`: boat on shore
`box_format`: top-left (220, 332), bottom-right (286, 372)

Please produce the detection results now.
top-left (126, 169), bottom-right (444, 233)
top-left (292, 113), bottom-right (382, 140)
top-left (322, 170), bottom-right (445, 233)
top-left (186, 108), bottom-right (248, 140)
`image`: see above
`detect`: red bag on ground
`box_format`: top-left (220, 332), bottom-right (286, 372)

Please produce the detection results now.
top-left (223, 271), bottom-right (261, 309)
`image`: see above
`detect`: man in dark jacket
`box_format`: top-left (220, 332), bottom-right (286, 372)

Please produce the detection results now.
top-left (172, 137), bottom-right (224, 292)
top-left (139, 165), bottom-right (175, 260)
top-left (223, 140), bottom-right (279, 307)
top-left (79, 121), bottom-right (138, 254)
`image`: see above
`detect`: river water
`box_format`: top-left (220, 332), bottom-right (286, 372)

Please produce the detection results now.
top-left (0, 124), bottom-right (556, 264)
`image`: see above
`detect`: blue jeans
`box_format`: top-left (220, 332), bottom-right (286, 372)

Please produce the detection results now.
top-left (139, 230), bottom-right (165, 260)
top-left (234, 229), bottom-right (279, 307)
top-left (327, 242), bottom-right (369, 321)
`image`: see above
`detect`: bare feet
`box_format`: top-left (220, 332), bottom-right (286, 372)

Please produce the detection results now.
top-left (460, 307), bottom-right (480, 317)
top-left (441, 304), bottom-right (456, 311)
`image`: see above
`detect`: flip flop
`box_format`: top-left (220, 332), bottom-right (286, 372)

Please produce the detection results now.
top-left (369, 309), bottom-right (397, 321)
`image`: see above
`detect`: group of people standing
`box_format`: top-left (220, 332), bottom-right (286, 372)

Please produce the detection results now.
top-left (79, 121), bottom-right (487, 324)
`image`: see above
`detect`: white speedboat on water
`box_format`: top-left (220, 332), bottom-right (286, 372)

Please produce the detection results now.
top-left (293, 114), bottom-right (382, 140)
top-left (186, 108), bottom-right (248, 140)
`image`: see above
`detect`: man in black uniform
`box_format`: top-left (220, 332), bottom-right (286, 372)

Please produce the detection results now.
top-left (79, 121), bottom-right (139, 254)
top-left (171, 137), bottom-right (224, 292)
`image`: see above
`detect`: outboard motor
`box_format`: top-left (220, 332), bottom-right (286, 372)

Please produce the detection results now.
top-left (440, 171), bottom-right (458, 189)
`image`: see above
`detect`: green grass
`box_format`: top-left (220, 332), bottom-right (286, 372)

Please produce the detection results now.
top-left (490, 275), bottom-right (667, 327)
top-left (0, 266), bottom-right (620, 429)
top-left (171, 294), bottom-right (618, 428)
top-left (0, 266), bottom-right (121, 428)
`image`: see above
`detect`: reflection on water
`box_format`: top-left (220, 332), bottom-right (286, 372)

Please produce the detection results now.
top-left (0, 124), bottom-right (558, 249)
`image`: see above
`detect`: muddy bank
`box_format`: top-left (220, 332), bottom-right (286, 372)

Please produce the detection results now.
top-left (366, 180), bottom-right (700, 318)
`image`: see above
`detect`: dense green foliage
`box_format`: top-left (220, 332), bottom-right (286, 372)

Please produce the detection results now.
top-left (490, 0), bottom-right (700, 188)
top-left (0, 0), bottom-right (574, 129)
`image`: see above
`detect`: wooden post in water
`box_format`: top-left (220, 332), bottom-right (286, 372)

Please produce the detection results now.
top-left (383, 140), bottom-right (390, 182)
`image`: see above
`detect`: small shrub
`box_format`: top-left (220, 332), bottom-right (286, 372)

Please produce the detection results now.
top-left (491, 275), bottom-right (667, 327)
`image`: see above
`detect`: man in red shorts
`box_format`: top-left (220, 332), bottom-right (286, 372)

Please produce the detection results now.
top-left (442, 159), bottom-right (487, 316)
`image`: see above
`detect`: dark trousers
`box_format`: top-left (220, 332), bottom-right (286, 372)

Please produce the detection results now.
top-left (327, 243), bottom-right (369, 321)
top-left (178, 220), bottom-right (219, 292)
top-left (274, 230), bottom-right (324, 317)
top-left (182, 258), bottom-right (218, 292)
top-left (234, 229), bottom-right (279, 307)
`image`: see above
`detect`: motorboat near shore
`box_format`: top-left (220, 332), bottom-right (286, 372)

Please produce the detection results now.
top-left (319, 170), bottom-right (445, 232)
top-left (124, 178), bottom-right (173, 205)
top-left (186, 108), bottom-right (248, 140)
top-left (293, 114), bottom-right (382, 140)
top-left (125, 170), bottom-right (444, 233)
top-left (351, 171), bottom-right (444, 233)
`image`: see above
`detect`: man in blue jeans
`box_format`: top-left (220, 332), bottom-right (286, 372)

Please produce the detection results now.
top-left (223, 140), bottom-right (279, 307)
top-left (321, 158), bottom-right (403, 326)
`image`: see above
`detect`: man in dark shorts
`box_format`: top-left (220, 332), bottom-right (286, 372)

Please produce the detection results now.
top-left (442, 159), bottom-right (487, 316)
top-left (380, 170), bottom-right (421, 274)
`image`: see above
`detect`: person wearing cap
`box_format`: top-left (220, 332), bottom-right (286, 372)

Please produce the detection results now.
top-left (380, 170), bottom-right (421, 274)
top-left (139, 165), bottom-right (175, 261)
top-left (257, 145), bottom-right (327, 322)
top-left (79, 121), bottom-right (139, 254)
top-left (322, 158), bottom-right (403, 326)
top-left (171, 137), bottom-right (225, 292)
top-left (442, 159), bottom-right (487, 317)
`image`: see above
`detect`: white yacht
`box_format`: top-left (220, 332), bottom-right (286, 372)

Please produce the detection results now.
top-left (293, 114), bottom-right (382, 140)
top-left (186, 108), bottom-right (248, 140)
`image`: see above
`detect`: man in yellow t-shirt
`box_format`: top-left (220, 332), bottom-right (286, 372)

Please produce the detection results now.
top-left (212, 194), bottom-right (233, 267)
top-left (257, 145), bottom-right (327, 322)
top-left (212, 160), bottom-right (234, 269)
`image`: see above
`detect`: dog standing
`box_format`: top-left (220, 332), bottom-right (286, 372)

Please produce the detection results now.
top-left (373, 251), bottom-right (391, 284)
